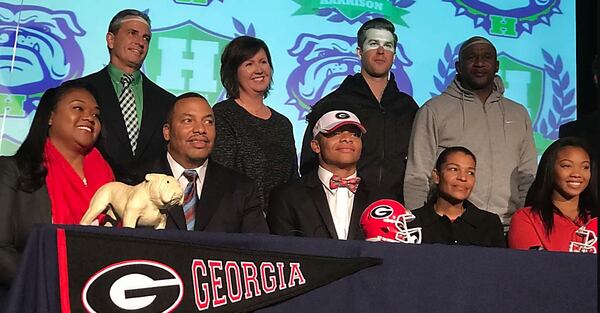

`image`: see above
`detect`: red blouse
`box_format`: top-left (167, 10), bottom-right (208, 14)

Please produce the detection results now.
top-left (508, 207), bottom-right (588, 252)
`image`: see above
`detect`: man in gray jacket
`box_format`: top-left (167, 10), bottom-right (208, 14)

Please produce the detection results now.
top-left (404, 36), bottom-right (537, 229)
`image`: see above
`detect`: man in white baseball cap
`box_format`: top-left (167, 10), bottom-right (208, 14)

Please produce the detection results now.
top-left (268, 110), bottom-right (377, 240)
top-left (300, 17), bottom-right (419, 206)
top-left (311, 110), bottom-right (367, 138)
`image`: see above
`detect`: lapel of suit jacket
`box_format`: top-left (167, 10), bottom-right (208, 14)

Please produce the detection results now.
top-left (305, 172), bottom-right (338, 239)
top-left (194, 160), bottom-right (221, 231)
top-left (347, 185), bottom-right (368, 240)
top-left (97, 67), bottom-right (132, 153)
top-left (151, 156), bottom-right (186, 230)
top-left (136, 73), bottom-right (161, 159)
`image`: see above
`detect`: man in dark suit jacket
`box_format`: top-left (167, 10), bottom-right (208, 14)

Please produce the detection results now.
top-left (268, 110), bottom-right (378, 240)
top-left (151, 92), bottom-right (268, 233)
top-left (73, 9), bottom-right (175, 184)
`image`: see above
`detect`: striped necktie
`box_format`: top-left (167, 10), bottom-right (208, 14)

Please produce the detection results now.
top-left (182, 169), bottom-right (198, 231)
top-left (119, 74), bottom-right (139, 155)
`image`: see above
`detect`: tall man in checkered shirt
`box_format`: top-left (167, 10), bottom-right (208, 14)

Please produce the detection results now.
top-left (73, 9), bottom-right (175, 184)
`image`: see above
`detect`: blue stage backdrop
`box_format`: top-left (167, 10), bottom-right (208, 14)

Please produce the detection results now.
top-left (0, 0), bottom-right (576, 157)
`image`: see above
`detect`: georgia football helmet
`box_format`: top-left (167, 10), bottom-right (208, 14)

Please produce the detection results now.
top-left (360, 199), bottom-right (422, 244)
top-left (569, 217), bottom-right (597, 254)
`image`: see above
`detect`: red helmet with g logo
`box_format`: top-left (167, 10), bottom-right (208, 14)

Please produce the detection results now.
top-left (569, 217), bottom-right (597, 254)
top-left (360, 199), bottom-right (421, 244)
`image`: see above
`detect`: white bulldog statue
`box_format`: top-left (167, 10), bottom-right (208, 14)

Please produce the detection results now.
top-left (80, 173), bottom-right (184, 229)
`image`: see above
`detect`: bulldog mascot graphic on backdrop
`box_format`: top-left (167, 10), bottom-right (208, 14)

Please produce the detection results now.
top-left (0, 3), bottom-right (85, 153)
top-left (0, 3), bottom-right (85, 103)
top-left (285, 33), bottom-right (414, 120)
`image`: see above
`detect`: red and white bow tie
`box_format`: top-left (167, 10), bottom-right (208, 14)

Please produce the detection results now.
top-left (329, 175), bottom-right (361, 193)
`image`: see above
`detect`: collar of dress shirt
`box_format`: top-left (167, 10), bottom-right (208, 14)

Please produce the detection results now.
top-left (166, 152), bottom-right (208, 183)
top-left (108, 63), bottom-right (142, 86)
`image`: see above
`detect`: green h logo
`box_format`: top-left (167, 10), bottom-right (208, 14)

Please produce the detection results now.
top-left (497, 53), bottom-right (552, 153)
top-left (489, 15), bottom-right (518, 38)
top-left (145, 21), bottom-right (230, 105)
top-left (0, 93), bottom-right (28, 155)
top-left (497, 54), bottom-right (543, 123)
top-left (0, 94), bottom-right (26, 118)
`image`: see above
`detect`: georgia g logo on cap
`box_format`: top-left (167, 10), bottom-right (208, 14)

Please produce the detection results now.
top-left (335, 112), bottom-right (350, 119)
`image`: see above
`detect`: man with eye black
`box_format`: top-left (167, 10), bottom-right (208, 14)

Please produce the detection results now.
top-left (269, 110), bottom-right (378, 240)
top-left (300, 17), bottom-right (419, 205)
top-left (404, 36), bottom-right (537, 232)
top-left (72, 9), bottom-right (175, 185)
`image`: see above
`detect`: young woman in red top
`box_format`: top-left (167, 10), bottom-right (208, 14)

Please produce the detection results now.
top-left (508, 137), bottom-right (597, 252)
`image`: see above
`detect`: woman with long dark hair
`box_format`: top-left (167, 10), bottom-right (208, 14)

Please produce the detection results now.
top-left (409, 146), bottom-right (505, 247)
top-left (212, 36), bottom-right (298, 211)
top-left (0, 81), bottom-right (114, 302)
top-left (508, 137), bottom-right (598, 251)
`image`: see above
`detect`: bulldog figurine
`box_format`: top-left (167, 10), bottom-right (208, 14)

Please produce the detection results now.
top-left (80, 173), bottom-right (184, 229)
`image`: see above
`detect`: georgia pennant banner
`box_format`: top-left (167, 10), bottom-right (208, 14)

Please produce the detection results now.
top-left (56, 229), bottom-right (380, 312)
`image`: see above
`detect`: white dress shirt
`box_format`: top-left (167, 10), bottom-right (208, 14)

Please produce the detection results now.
top-left (317, 166), bottom-right (357, 240)
top-left (167, 152), bottom-right (208, 197)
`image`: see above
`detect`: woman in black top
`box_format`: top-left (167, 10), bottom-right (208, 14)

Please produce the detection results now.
top-left (212, 36), bottom-right (298, 211)
top-left (409, 146), bottom-right (505, 247)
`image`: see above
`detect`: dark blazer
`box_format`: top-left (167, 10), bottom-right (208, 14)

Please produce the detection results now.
top-left (0, 157), bottom-right (51, 305)
top-left (149, 156), bottom-right (269, 233)
top-left (73, 67), bottom-right (175, 185)
top-left (267, 171), bottom-right (374, 240)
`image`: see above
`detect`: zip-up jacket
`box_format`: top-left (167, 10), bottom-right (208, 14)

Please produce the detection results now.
top-left (404, 76), bottom-right (537, 226)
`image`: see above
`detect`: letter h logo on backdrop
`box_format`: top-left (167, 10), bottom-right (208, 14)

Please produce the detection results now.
top-left (144, 20), bottom-right (230, 106)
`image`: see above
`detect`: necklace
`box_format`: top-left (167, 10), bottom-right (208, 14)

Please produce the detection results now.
top-left (236, 99), bottom-right (271, 119)
top-left (434, 203), bottom-right (465, 219)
